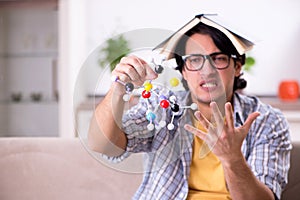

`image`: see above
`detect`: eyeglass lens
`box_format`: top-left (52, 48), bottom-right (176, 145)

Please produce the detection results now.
top-left (185, 53), bottom-right (230, 70)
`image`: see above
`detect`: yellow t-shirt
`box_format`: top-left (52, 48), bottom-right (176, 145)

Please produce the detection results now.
top-left (187, 120), bottom-right (231, 200)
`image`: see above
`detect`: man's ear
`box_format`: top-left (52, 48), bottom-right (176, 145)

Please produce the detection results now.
top-left (235, 61), bottom-right (243, 77)
top-left (182, 68), bottom-right (188, 81)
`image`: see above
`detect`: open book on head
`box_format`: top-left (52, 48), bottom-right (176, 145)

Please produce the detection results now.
top-left (153, 14), bottom-right (254, 58)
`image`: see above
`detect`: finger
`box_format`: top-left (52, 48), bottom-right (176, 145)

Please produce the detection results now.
top-left (113, 64), bottom-right (143, 86)
top-left (210, 102), bottom-right (224, 131)
top-left (144, 63), bottom-right (158, 80)
top-left (242, 112), bottom-right (260, 132)
top-left (224, 102), bottom-right (234, 131)
top-left (131, 56), bottom-right (155, 79)
top-left (194, 111), bottom-right (210, 130)
top-left (121, 56), bottom-right (147, 79)
top-left (112, 68), bottom-right (130, 83)
top-left (184, 124), bottom-right (207, 141)
top-left (119, 56), bottom-right (157, 82)
top-left (118, 58), bottom-right (143, 82)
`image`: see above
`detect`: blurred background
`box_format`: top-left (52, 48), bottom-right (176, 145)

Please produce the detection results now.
top-left (0, 0), bottom-right (299, 140)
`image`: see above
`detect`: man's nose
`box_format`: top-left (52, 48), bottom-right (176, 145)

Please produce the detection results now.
top-left (200, 57), bottom-right (216, 74)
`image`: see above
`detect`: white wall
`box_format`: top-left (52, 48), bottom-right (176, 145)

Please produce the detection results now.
top-left (65, 0), bottom-right (300, 138)
top-left (59, 0), bottom-right (87, 137)
top-left (82, 0), bottom-right (300, 96)
top-left (3, 9), bottom-right (57, 54)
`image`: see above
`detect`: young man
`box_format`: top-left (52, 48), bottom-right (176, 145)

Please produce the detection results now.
top-left (88, 16), bottom-right (291, 200)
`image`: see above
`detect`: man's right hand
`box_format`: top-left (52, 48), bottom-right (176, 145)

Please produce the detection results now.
top-left (112, 55), bottom-right (158, 93)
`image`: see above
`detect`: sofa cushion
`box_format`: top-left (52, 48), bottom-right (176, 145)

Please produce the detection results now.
top-left (0, 137), bottom-right (142, 200)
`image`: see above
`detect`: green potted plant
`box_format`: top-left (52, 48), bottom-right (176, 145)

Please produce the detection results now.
top-left (244, 54), bottom-right (256, 72)
top-left (98, 34), bottom-right (131, 71)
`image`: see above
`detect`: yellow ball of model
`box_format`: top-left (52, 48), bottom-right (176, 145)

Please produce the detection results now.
top-left (169, 77), bottom-right (179, 87)
top-left (144, 82), bottom-right (153, 91)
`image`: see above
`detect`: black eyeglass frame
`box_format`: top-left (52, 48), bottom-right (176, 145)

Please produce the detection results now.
top-left (182, 52), bottom-right (238, 71)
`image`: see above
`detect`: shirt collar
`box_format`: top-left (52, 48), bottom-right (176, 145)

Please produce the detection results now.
top-left (180, 91), bottom-right (246, 126)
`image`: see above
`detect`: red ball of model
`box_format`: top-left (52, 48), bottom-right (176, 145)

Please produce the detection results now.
top-left (142, 90), bottom-right (151, 98)
top-left (160, 99), bottom-right (170, 108)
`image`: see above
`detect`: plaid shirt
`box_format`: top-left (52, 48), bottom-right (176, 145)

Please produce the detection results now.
top-left (107, 91), bottom-right (292, 200)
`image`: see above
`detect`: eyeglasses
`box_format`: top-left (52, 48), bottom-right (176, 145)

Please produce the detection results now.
top-left (182, 52), bottom-right (237, 71)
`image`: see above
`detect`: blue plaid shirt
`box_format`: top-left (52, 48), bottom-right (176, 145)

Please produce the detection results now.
top-left (107, 91), bottom-right (292, 200)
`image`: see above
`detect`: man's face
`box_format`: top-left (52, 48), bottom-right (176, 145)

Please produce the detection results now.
top-left (182, 33), bottom-right (241, 104)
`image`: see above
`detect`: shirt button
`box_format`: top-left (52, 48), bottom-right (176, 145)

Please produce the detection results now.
top-left (179, 192), bottom-right (185, 198)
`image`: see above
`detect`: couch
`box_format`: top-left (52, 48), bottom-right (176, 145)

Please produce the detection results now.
top-left (0, 137), bottom-right (142, 200)
top-left (0, 138), bottom-right (299, 200)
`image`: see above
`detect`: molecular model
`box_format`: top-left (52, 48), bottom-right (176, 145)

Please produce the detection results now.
top-left (111, 55), bottom-right (198, 131)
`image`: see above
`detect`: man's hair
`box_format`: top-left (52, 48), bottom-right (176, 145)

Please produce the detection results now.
top-left (172, 23), bottom-right (247, 91)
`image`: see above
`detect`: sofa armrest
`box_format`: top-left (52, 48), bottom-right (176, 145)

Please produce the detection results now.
top-left (281, 142), bottom-right (300, 200)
